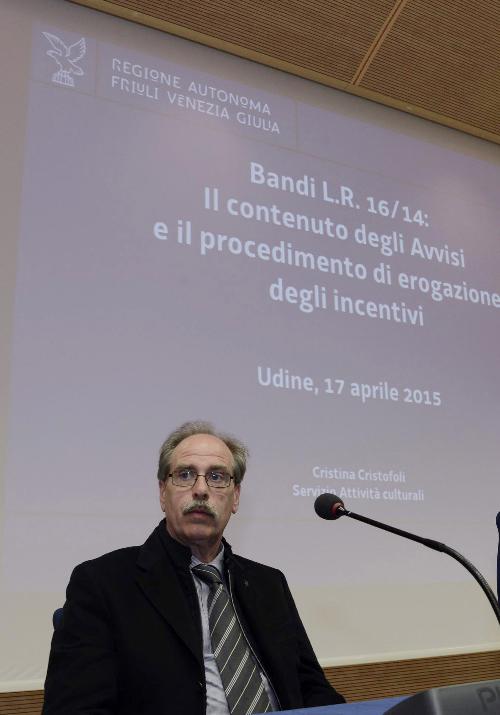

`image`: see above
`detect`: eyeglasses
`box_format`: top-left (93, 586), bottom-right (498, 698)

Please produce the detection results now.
top-left (168, 467), bottom-right (234, 489)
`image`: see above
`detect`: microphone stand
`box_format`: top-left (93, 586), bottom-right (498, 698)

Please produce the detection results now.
top-left (336, 505), bottom-right (500, 625)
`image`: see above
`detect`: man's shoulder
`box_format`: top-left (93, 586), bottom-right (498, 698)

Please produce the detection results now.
top-left (84, 544), bottom-right (141, 565)
top-left (71, 522), bottom-right (166, 579)
top-left (230, 551), bottom-right (286, 582)
top-left (72, 544), bottom-right (141, 578)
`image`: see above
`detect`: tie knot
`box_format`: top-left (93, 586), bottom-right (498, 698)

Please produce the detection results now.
top-left (192, 563), bottom-right (223, 587)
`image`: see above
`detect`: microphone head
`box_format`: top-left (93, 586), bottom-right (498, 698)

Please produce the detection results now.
top-left (314, 493), bottom-right (345, 520)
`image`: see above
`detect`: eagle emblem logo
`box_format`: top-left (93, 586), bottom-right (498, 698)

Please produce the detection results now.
top-left (43, 32), bottom-right (86, 87)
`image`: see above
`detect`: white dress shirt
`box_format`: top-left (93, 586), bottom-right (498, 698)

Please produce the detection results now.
top-left (190, 548), bottom-right (278, 714)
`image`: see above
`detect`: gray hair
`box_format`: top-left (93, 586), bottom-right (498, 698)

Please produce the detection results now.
top-left (157, 420), bottom-right (248, 485)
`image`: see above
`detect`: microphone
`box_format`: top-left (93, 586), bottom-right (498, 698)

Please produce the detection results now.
top-left (314, 493), bottom-right (500, 625)
top-left (314, 493), bottom-right (346, 520)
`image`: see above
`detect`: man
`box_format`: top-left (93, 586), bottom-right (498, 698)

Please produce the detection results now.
top-left (43, 421), bottom-right (345, 713)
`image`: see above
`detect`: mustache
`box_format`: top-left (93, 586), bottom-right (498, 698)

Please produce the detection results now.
top-left (183, 501), bottom-right (217, 518)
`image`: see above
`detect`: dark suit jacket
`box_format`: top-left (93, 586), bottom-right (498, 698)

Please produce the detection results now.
top-left (43, 521), bottom-right (344, 713)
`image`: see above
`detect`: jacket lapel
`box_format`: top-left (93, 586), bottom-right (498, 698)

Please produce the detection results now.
top-left (227, 554), bottom-right (277, 659)
top-left (135, 524), bottom-right (203, 668)
top-left (229, 555), bottom-right (290, 690)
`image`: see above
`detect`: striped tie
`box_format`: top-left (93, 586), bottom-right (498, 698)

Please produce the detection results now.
top-left (192, 564), bottom-right (272, 715)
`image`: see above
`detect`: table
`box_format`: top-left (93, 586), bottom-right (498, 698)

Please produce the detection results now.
top-left (265, 696), bottom-right (407, 714)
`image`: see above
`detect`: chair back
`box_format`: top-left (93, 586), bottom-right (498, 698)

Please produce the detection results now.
top-left (52, 607), bottom-right (64, 629)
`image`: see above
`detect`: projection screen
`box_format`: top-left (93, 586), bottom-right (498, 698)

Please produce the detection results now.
top-left (1, 0), bottom-right (499, 691)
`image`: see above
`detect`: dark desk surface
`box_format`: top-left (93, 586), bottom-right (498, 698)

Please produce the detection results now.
top-left (267, 696), bottom-right (407, 714)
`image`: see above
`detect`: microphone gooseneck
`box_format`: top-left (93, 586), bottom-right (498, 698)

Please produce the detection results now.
top-left (313, 494), bottom-right (500, 625)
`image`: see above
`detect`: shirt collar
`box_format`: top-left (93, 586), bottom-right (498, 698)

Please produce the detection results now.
top-left (190, 543), bottom-right (225, 575)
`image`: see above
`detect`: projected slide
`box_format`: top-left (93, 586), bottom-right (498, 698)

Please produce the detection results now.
top-left (1, 7), bottom-right (499, 683)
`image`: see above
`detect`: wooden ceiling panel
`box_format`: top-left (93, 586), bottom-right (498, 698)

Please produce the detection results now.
top-left (359, 0), bottom-right (500, 136)
top-left (86, 0), bottom-right (397, 81)
top-left (69, 0), bottom-right (500, 143)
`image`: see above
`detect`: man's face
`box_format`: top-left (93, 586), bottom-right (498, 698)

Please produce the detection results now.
top-left (159, 433), bottom-right (240, 559)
